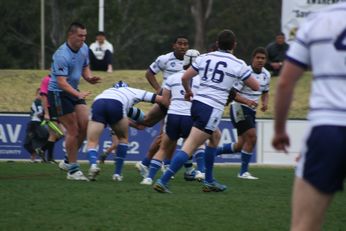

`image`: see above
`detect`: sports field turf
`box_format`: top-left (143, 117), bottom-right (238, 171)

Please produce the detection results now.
top-left (1, 162), bottom-right (345, 231)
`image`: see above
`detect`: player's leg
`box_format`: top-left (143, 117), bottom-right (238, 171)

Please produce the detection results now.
top-left (75, 103), bottom-right (89, 148)
top-left (203, 128), bottom-right (221, 185)
top-left (290, 177), bottom-right (332, 231)
top-left (100, 132), bottom-right (118, 163)
top-left (136, 104), bottom-right (166, 176)
top-left (111, 117), bottom-right (129, 181)
top-left (238, 127), bottom-right (258, 179)
top-left (142, 134), bottom-right (177, 185)
top-left (86, 120), bottom-right (104, 180)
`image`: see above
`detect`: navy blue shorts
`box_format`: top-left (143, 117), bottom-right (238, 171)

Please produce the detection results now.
top-left (230, 104), bottom-right (256, 135)
top-left (48, 91), bottom-right (86, 117)
top-left (164, 114), bottom-right (193, 140)
top-left (91, 99), bottom-right (124, 126)
top-left (296, 125), bottom-right (346, 193)
top-left (190, 100), bottom-right (222, 135)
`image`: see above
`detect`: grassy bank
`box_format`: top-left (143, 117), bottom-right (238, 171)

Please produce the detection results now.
top-left (0, 69), bottom-right (311, 118)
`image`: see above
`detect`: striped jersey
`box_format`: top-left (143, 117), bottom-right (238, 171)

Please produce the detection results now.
top-left (30, 99), bottom-right (43, 122)
top-left (148, 52), bottom-right (184, 87)
top-left (48, 43), bottom-right (89, 92)
top-left (164, 70), bottom-right (200, 116)
top-left (286, 3), bottom-right (346, 126)
top-left (191, 50), bottom-right (252, 111)
top-left (94, 87), bottom-right (156, 113)
top-left (233, 66), bottom-right (271, 110)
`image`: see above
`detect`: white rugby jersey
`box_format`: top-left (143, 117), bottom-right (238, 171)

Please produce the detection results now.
top-left (164, 70), bottom-right (200, 116)
top-left (191, 50), bottom-right (252, 111)
top-left (94, 87), bottom-right (156, 114)
top-left (287, 3), bottom-right (346, 126)
top-left (233, 66), bottom-right (271, 110)
top-left (148, 52), bottom-right (184, 87)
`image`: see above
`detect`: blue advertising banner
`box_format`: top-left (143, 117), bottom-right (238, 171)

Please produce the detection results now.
top-left (0, 113), bottom-right (256, 163)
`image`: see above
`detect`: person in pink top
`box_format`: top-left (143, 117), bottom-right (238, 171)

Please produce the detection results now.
top-left (38, 74), bottom-right (64, 163)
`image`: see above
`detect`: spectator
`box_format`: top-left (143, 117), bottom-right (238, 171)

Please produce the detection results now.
top-left (265, 32), bottom-right (289, 76)
top-left (89, 31), bottom-right (114, 72)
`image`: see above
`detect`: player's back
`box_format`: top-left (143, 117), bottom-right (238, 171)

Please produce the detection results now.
top-left (165, 71), bottom-right (200, 116)
top-left (192, 51), bottom-right (252, 111)
top-left (95, 87), bottom-right (154, 112)
top-left (287, 3), bottom-right (346, 126)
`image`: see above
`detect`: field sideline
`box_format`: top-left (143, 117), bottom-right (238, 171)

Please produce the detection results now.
top-left (1, 162), bottom-right (345, 230)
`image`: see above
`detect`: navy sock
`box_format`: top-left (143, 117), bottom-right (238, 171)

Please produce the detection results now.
top-left (87, 148), bottom-right (98, 165)
top-left (240, 150), bottom-right (252, 175)
top-left (184, 156), bottom-right (193, 170)
top-left (160, 150), bottom-right (189, 185)
top-left (141, 156), bottom-right (151, 167)
top-left (194, 148), bottom-right (205, 172)
top-left (114, 143), bottom-right (128, 175)
top-left (148, 159), bottom-right (162, 179)
top-left (204, 146), bottom-right (217, 183)
top-left (215, 143), bottom-right (235, 156)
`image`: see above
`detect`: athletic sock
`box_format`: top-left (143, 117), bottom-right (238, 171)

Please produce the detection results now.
top-left (215, 143), bottom-right (235, 156)
top-left (87, 148), bottom-right (98, 165)
top-left (240, 150), bottom-right (252, 175)
top-left (204, 146), bottom-right (217, 183)
top-left (160, 150), bottom-right (189, 185)
top-left (184, 156), bottom-right (194, 172)
top-left (148, 159), bottom-right (162, 179)
top-left (141, 156), bottom-right (151, 167)
top-left (45, 141), bottom-right (55, 161)
top-left (68, 163), bottom-right (80, 174)
top-left (114, 143), bottom-right (128, 175)
top-left (194, 148), bottom-right (205, 172)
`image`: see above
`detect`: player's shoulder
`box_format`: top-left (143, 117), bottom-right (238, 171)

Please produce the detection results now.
top-left (157, 52), bottom-right (174, 61)
top-left (262, 67), bottom-right (271, 78)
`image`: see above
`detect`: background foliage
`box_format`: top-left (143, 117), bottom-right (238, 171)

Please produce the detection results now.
top-left (0, 0), bottom-right (281, 69)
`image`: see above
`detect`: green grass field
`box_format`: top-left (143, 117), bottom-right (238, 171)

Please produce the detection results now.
top-left (0, 69), bottom-right (311, 118)
top-left (0, 162), bottom-right (345, 231)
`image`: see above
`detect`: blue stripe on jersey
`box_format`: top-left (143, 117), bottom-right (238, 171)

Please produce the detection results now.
top-left (239, 92), bottom-right (262, 97)
top-left (200, 83), bottom-right (229, 92)
top-left (296, 37), bottom-right (308, 47)
top-left (191, 64), bottom-right (199, 72)
top-left (242, 74), bottom-right (251, 81)
top-left (308, 38), bottom-right (333, 47)
top-left (314, 74), bottom-right (346, 80)
top-left (148, 67), bottom-right (157, 75)
top-left (195, 94), bottom-right (224, 106)
top-left (225, 72), bottom-right (237, 78)
top-left (241, 70), bottom-right (252, 78)
top-left (286, 55), bottom-right (308, 69)
top-left (209, 53), bottom-right (243, 65)
top-left (310, 107), bottom-right (346, 112)
top-left (170, 83), bottom-right (181, 87)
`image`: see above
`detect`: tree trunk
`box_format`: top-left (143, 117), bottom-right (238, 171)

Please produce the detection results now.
top-left (190, 0), bottom-right (213, 52)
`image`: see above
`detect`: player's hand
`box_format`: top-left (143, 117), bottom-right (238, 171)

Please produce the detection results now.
top-left (78, 91), bottom-right (91, 99)
top-left (44, 113), bottom-right (50, 121)
top-left (184, 91), bottom-right (193, 101)
top-left (87, 76), bottom-right (101, 84)
top-left (272, 132), bottom-right (290, 153)
top-left (260, 104), bottom-right (268, 112)
top-left (246, 99), bottom-right (258, 109)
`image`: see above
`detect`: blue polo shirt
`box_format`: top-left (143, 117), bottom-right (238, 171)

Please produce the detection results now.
top-left (48, 42), bottom-right (89, 92)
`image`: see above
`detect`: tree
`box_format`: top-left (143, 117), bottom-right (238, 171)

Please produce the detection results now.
top-left (189, 0), bottom-right (213, 52)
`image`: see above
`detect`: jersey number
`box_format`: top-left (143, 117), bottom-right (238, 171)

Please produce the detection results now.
top-left (202, 60), bottom-right (227, 83)
top-left (334, 28), bottom-right (346, 51)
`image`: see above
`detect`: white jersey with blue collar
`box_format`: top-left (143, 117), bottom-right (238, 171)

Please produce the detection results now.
top-left (191, 50), bottom-right (252, 111)
top-left (148, 52), bottom-right (184, 87)
top-left (286, 3), bottom-right (346, 126)
top-left (164, 70), bottom-right (200, 116)
top-left (94, 87), bottom-right (156, 113)
top-left (233, 65), bottom-right (271, 110)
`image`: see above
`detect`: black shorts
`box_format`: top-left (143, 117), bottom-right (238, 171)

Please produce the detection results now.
top-left (230, 104), bottom-right (256, 136)
top-left (48, 91), bottom-right (86, 117)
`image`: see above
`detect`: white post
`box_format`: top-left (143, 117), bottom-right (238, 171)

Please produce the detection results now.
top-left (40, 0), bottom-right (45, 69)
top-left (98, 0), bottom-right (104, 32)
